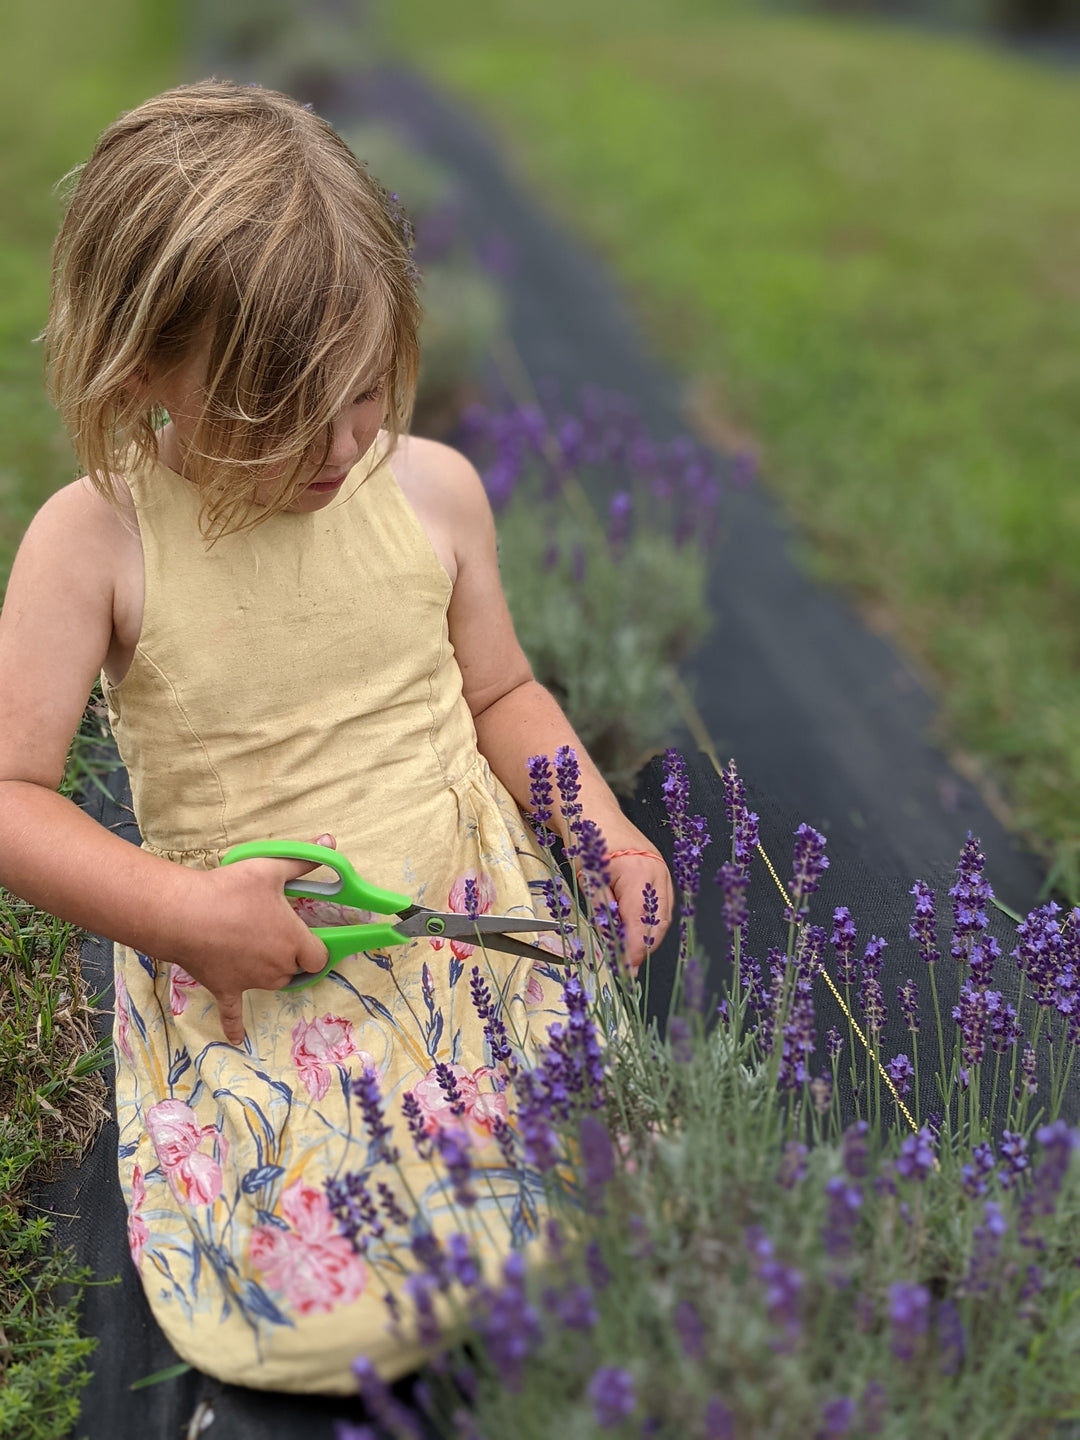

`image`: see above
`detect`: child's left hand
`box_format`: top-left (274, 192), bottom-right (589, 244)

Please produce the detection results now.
top-left (603, 850), bottom-right (674, 976)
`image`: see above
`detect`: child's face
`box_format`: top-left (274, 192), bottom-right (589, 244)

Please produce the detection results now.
top-left (155, 353), bottom-right (386, 512)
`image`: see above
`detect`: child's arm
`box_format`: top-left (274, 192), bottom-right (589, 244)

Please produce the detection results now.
top-left (0, 482), bottom-right (330, 1043)
top-left (396, 439), bottom-right (674, 972)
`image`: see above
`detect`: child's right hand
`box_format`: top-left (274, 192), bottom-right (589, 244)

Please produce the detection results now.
top-left (165, 834), bottom-right (338, 1046)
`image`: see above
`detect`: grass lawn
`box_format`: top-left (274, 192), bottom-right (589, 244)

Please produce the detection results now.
top-left (0, 3), bottom-right (180, 1433)
top-left (377, 0), bottom-right (1080, 892)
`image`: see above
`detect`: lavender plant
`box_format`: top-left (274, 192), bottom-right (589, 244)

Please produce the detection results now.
top-left (335, 751), bottom-right (1080, 1439)
top-left (462, 395), bottom-right (722, 789)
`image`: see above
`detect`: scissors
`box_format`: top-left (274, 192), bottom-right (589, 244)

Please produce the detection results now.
top-left (219, 839), bottom-right (571, 991)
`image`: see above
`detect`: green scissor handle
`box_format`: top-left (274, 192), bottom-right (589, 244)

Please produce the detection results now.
top-left (219, 840), bottom-right (415, 987)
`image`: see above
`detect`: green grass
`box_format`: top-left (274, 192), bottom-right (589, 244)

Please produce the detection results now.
top-left (0, 3), bottom-right (181, 1431)
top-left (377, 0), bottom-right (1080, 890)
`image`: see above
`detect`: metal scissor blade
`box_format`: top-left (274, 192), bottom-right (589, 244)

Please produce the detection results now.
top-left (393, 907), bottom-right (566, 942)
top-left (470, 931), bottom-right (576, 963)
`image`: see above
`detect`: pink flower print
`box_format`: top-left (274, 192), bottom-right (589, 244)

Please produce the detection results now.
top-left (145, 1099), bottom-right (223, 1207)
top-left (524, 970), bottom-right (546, 1006)
top-left (168, 963), bottom-right (201, 1016)
top-left (410, 1064), bottom-right (509, 1149)
top-left (127, 1163), bottom-right (149, 1270)
top-left (114, 969), bottom-right (134, 1063)
top-left (249, 1179), bottom-right (367, 1316)
top-left (290, 1015), bottom-right (369, 1102)
top-left (427, 870), bottom-right (498, 961)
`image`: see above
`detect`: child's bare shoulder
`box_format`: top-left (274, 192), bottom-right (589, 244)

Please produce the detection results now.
top-left (12, 475), bottom-right (140, 619)
top-left (390, 436), bottom-right (488, 514)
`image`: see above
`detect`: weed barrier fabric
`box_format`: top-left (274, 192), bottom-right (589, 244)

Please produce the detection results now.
top-left (38, 53), bottom-right (1059, 1440)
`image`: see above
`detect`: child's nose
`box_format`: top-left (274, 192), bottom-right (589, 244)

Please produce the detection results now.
top-left (326, 421), bottom-right (358, 469)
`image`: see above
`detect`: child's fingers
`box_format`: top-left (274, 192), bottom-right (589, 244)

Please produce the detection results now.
top-left (218, 991), bottom-right (246, 1047)
top-left (264, 833), bottom-right (338, 887)
top-left (294, 929), bottom-right (331, 976)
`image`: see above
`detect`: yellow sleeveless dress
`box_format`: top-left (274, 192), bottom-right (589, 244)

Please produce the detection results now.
top-left (102, 443), bottom-right (574, 1393)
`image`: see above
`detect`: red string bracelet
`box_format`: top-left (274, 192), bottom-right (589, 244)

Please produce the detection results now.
top-left (604, 848), bottom-right (664, 864)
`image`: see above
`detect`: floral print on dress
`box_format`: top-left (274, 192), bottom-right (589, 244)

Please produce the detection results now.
top-left (249, 1180), bottom-right (368, 1316)
top-left (411, 1063), bottom-right (509, 1147)
top-left (168, 963), bottom-right (201, 1016)
top-left (145, 1098), bottom-right (224, 1207)
top-left (290, 1014), bottom-right (369, 1101)
top-left (127, 1162), bottom-right (149, 1270)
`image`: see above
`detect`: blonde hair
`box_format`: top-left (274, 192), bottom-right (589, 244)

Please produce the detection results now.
top-left (45, 79), bottom-right (421, 537)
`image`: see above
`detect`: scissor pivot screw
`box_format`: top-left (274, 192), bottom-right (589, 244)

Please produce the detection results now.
top-left (426, 918), bottom-right (446, 935)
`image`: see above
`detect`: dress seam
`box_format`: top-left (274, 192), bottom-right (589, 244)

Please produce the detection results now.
top-left (133, 646), bottom-right (231, 849)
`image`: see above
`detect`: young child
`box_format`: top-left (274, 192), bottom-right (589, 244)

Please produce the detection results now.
top-left (0, 81), bottom-right (672, 1392)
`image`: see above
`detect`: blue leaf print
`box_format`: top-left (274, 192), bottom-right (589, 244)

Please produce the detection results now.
top-left (118, 1142), bottom-right (140, 1159)
top-left (237, 1278), bottom-right (293, 1327)
top-left (366, 951), bottom-right (394, 971)
top-left (510, 1187), bottom-right (540, 1247)
top-left (425, 1010), bottom-right (444, 1060)
top-left (360, 994), bottom-right (395, 1025)
top-left (242, 1165), bottom-right (286, 1194)
top-left (254, 1209), bottom-right (290, 1230)
top-left (128, 999), bottom-right (148, 1043)
top-left (451, 1027), bottom-right (462, 1064)
top-left (136, 952), bottom-right (157, 978)
top-left (251, 1070), bottom-right (294, 1104)
top-left (168, 1048), bottom-right (192, 1086)
top-left (448, 956), bottom-right (464, 988)
top-left (534, 962), bottom-right (567, 986)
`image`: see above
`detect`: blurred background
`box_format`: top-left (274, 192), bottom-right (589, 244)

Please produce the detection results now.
top-left (3, 0), bottom-right (1079, 891)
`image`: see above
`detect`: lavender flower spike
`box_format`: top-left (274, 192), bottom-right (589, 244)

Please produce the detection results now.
top-left (787, 823), bottom-right (829, 924)
top-left (587, 1366), bottom-right (637, 1429)
top-left (889, 1281), bottom-right (931, 1361)
top-left (909, 881), bottom-right (940, 966)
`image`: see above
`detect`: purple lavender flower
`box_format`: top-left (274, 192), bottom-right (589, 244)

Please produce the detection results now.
top-left (969, 934), bottom-right (1002, 989)
top-left (961, 1141), bottom-right (996, 1199)
top-left (526, 753), bottom-right (556, 847)
top-left (996, 1128), bottom-right (1031, 1186)
top-left (778, 1140), bottom-right (808, 1190)
top-left (554, 745), bottom-right (583, 836)
top-left (462, 877), bottom-right (480, 922)
top-left (434, 1061), bottom-right (466, 1117)
top-left (896, 1128), bottom-right (936, 1182)
top-left (580, 1113), bottom-right (616, 1205)
top-left (989, 998), bottom-right (1021, 1055)
top-left (404, 1271), bottom-right (441, 1346)
top-left (683, 955), bottom-right (705, 1012)
top-left (859, 975), bottom-right (886, 1036)
top-left (541, 877), bottom-right (574, 925)
top-left (324, 1172), bottom-right (383, 1253)
top-left (1013, 903), bottom-right (1066, 1010)
top-left (587, 1366), bottom-right (637, 1429)
top-left (716, 861), bottom-right (749, 933)
top-left (376, 1181), bottom-right (409, 1230)
top-left (335, 1424), bottom-right (377, 1440)
top-left (491, 1114), bottom-right (518, 1173)
top-left (608, 490), bottom-right (632, 550)
top-left (402, 1090), bottom-right (433, 1161)
top-left (757, 1258), bottom-right (803, 1351)
top-left (843, 1121), bottom-right (870, 1179)
top-left (898, 978), bottom-right (920, 1033)
top-left (668, 1015), bottom-right (694, 1064)
top-left (641, 883), bottom-right (660, 951)
top-left (674, 1299), bottom-right (706, 1361)
top-left (811, 1074), bottom-right (833, 1114)
top-left (909, 881), bottom-right (940, 965)
top-left (704, 1396), bottom-right (735, 1440)
top-left (1017, 1042), bottom-right (1037, 1099)
top-left (585, 1239), bottom-right (612, 1292)
top-left (964, 1200), bottom-right (1007, 1293)
top-left (434, 1127), bottom-right (476, 1208)
top-left (886, 1054), bottom-right (915, 1098)
top-left (949, 834), bottom-right (993, 965)
top-left (937, 1299), bottom-right (965, 1376)
top-left (1019, 1121), bottom-right (1079, 1235)
top-left (446, 1233), bottom-right (481, 1290)
top-left (780, 977), bottom-right (816, 1089)
top-left (820, 1397), bottom-right (857, 1435)
top-left (827, 1026), bottom-right (844, 1064)
top-left (543, 1282), bottom-right (599, 1331)
top-left (861, 935), bottom-right (887, 980)
top-left (822, 1177), bottom-right (863, 1259)
top-left (473, 1251), bottom-right (543, 1393)
top-left (832, 908), bottom-right (859, 986)
top-left (952, 984), bottom-right (990, 1068)
top-left (888, 1282), bottom-right (930, 1361)
top-left (353, 1065), bottom-right (399, 1165)
top-left (859, 1381), bottom-right (887, 1435)
top-left (721, 759), bottom-right (746, 823)
top-left (577, 818), bottom-right (613, 893)
top-left (786, 823), bottom-right (829, 924)
top-left (469, 966), bottom-right (516, 1073)
top-left (662, 749), bottom-right (711, 922)
top-left (351, 1357), bottom-right (424, 1440)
